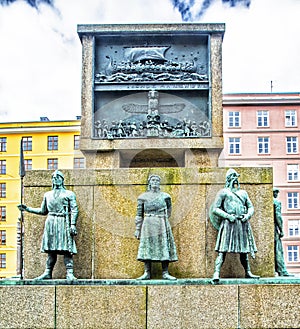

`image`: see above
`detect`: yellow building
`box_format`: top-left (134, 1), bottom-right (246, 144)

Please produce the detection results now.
top-left (0, 118), bottom-right (83, 278)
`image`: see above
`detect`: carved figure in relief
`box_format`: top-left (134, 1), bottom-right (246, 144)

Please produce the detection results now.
top-left (210, 169), bottom-right (260, 283)
top-left (135, 175), bottom-right (178, 280)
top-left (18, 170), bottom-right (78, 281)
top-left (94, 90), bottom-right (211, 139)
top-left (122, 90), bottom-right (185, 117)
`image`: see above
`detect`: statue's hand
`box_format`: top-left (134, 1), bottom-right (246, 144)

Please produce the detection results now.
top-left (241, 214), bottom-right (250, 222)
top-left (134, 230), bottom-right (140, 240)
top-left (70, 224), bottom-right (77, 236)
top-left (227, 214), bottom-right (236, 223)
top-left (17, 204), bottom-right (28, 212)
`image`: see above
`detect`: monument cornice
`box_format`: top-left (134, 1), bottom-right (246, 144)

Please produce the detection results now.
top-left (77, 23), bottom-right (226, 37)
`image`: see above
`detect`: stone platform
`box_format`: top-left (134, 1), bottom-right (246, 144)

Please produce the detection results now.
top-left (1, 278), bottom-right (300, 329)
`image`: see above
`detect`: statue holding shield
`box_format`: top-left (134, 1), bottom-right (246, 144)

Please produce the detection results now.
top-left (210, 169), bottom-right (259, 283)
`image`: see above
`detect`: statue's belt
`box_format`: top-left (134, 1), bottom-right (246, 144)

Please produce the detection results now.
top-left (144, 213), bottom-right (166, 217)
top-left (49, 212), bottom-right (65, 217)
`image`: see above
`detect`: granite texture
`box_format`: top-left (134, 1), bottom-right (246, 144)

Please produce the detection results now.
top-left (80, 35), bottom-right (94, 140)
top-left (23, 167), bottom-right (274, 280)
top-left (56, 285), bottom-right (146, 329)
top-left (0, 286), bottom-right (55, 329)
top-left (147, 285), bottom-right (238, 329)
top-left (210, 33), bottom-right (224, 137)
top-left (240, 284), bottom-right (300, 328)
top-left (1, 281), bottom-right (300, 328)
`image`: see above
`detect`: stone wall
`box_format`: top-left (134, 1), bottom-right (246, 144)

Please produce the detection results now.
top-left (1, 280), bottom-right (300, 329)
top-left (22, 167), bottom-right (274, 280)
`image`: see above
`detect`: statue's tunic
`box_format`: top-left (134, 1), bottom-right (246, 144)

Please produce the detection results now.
top-left (212, 188), bottom-right (257, 256)
top-left (135, 191), bottom-right (178, 262)
top-left (274, 198), bottom-right (289, 275)
top-left (29, 189), bottom-right (78, 255)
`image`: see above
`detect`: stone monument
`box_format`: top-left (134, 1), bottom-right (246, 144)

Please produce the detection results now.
top-left (2, 24), bottom-right (293, 329)
top-left (77, 23), bottom-right (224, 169)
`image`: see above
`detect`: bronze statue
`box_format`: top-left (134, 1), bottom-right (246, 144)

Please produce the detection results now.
top-left (273, 188), bottom-right (293, 276)
top-left (210, 169), bottom-right (259, 283)
top-left (18, 170), bottom-right (78, 280)
top-left (135, 174), bottom-right (178, 280)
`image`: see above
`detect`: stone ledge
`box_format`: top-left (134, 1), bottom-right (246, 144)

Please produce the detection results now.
top-left (1, 277), bottom-right (299, 286)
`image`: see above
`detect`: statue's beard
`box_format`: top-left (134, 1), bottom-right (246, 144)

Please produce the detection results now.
top-left (230, 179), bottom-right (240, 190)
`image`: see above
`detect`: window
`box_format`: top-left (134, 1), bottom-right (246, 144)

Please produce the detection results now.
top-left (286, 137), bottom-right (298, 154)
top-left (285, 110), bottom-right (297, 127)
top-left (47, 158), bottom-right (58, 170)
top-left (0, 137), bottom-right (7, 152)
top-left (228, 112), bottom-right (240, 127)
top-left (288, 220), bottom-right (300, 237)
top-left (287, 192), bottom-right (299, 209)
top-left (0, 183), bottom-right (6, 198)
top-left (74, 135), bottom-right (80, 150)
top-left (0, 160), bottom-right (6, 174)
top-left (22, 136), bottom-right (32, 151)
top-left (47, 136), bottom-right (58, 151)
top-left (258, 137), bottom-right (270, 154)
top-left (257, 110), bottom-right (269, 127)
top-left (0, 254), bottom-right (6, 268)
top-left (287, 164), bottom-right (299, 181)
top-left (287, 245), bottom-right (299, 262)
top-left (74, 158), bottom-right (85, 169)
top-left (229, 137), bottom-right (241, 154)
top-left (0, 230), bottom-right (6, 245)
top-left (24, 159), bottom-right (32, 171)
top-left (0, 206), bottom-right (6, 221)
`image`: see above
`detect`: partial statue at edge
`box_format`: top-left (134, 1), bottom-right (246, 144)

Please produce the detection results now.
top-left (135, 174), bottom-right (178, 280)
top-left (209, 169), bottom-right (259, 283)
top-left (273, 187), bottom-right (293, 276)
top-left (18, 170), bottom-right (78, 281)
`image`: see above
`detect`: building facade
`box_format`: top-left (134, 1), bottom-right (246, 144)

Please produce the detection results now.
top-left (221, 93), bottom-right (300, 276)
top-left (0, 119), bottom-right (83, 278)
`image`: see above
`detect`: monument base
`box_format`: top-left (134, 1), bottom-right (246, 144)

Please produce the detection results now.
top-left (1, 279), bottom-right (300, 328)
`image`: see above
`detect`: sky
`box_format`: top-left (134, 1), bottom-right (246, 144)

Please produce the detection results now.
top-left (0, 0), bottom-right (299, 122)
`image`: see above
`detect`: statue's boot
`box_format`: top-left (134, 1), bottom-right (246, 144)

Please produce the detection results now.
top-left (66, 269), bottom-right (77, 281)
top-left (240, 254), bottom-right (260, 279)
top-left (64, 253), bottom-right (77, 281)
top-left (33, 253), bottom-right (57, 280)
top-left (279, 271), bottom-right (294, 277)
top-left (34, 269), bottom-right (52, 280)
top-left (137, 261), bottom-right (151, 280)
top-left (211, 253), bottom-right (225, 284)
top-left (162, 261), bottom-right (176, 280)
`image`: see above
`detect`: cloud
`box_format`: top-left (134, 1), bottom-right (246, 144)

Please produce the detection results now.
top-left (171, 0), bottom-right (251, 21)
top-left (199, 0), bottom-right (300, 92)
top-left (0, 0), bottom-right (181, 122)
top-left (0, 0), bottom-right (299, 122)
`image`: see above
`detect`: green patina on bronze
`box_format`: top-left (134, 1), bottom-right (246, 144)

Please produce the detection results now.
top-left (273, 188), bottom-right (293, 277)
top-left (210, 169), bottom-right (260, 283)
top-left (135, 174), bottom-right (178, 280)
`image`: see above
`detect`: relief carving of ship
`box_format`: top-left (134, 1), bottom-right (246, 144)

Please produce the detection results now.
top-left (96, 46), bottom-right (208, 83)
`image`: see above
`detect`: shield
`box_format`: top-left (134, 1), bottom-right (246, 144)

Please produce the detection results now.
top-left (209, 204), bottom-right (222, 230)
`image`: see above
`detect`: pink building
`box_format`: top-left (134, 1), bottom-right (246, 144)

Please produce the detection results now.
top-left (221, 92), bottom-right (300, 276)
